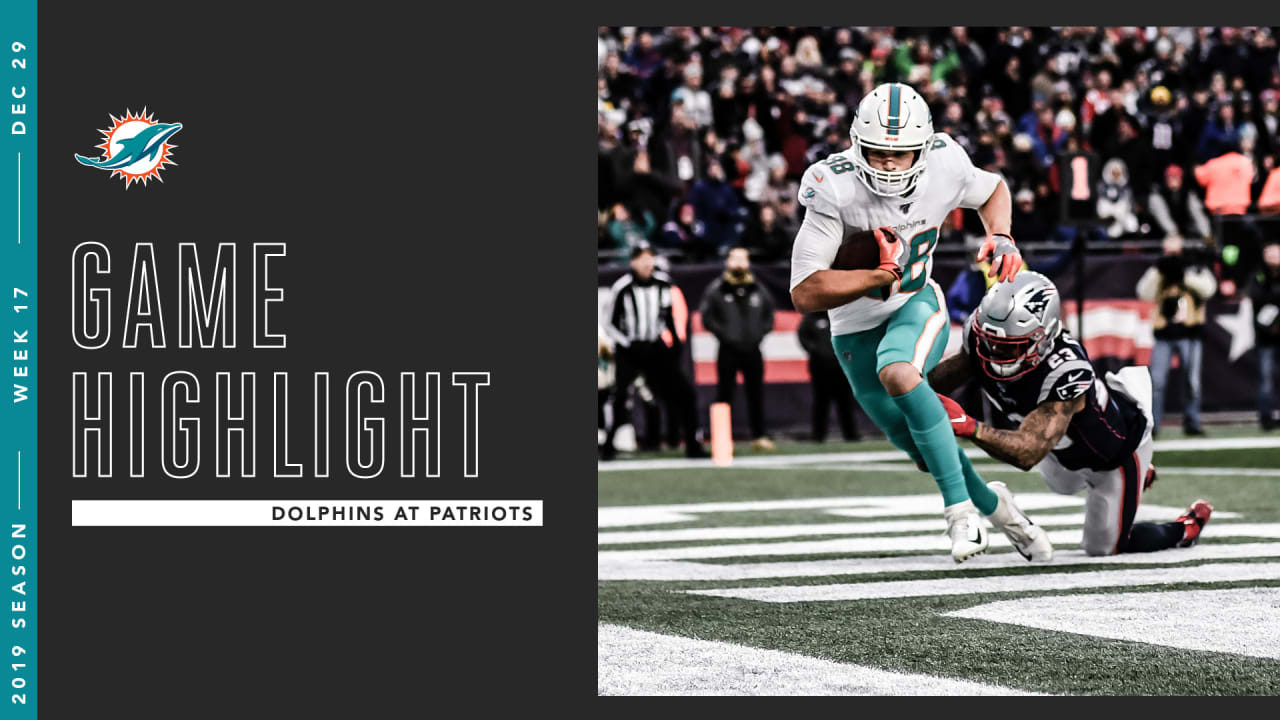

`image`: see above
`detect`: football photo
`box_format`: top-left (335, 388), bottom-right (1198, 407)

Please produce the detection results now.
top-left (597, 26), bottom-right (1280, 696)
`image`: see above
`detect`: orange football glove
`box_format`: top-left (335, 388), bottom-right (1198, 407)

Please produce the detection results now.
top-left (874, 227), bottom-right (905, 281)
top-left (976, 233), bottom-right (1023, 283)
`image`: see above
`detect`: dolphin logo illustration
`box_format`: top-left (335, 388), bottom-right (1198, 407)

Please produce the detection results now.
top-left (75, 122), bottom-right (182, 170)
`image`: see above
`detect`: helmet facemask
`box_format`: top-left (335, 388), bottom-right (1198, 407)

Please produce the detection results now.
top-left (973, 321), bottom-right (1055, 381)
top-left (852, 140), bottom-right (931, 197)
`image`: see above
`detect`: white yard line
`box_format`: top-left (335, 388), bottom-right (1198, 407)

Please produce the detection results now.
top-left (599, 449), bottom-right (982, 472)
top-left (1151, 466), bottom-right (1280, 478)
top-left (598, 492), bottom-right (1239, 529)
top-left (688, 562), bottom-right (1280, 603)
top-left (598, 624), bottom-right (1041, 696)
top-left (598, 493), bottom-right (1086, 528)
top-left (945, 588), bottom-right (1280, 660)
top-left (597, 436), bottom-right (1280, 473)
top-left (600, 524), bottom-right (1280, 562)
top-left (599, 505), bottom-right (1226, 545)
top-left (599, 542), bottom-right (1280, 581)
top-left (609, 461), bottom-right (1280, 478)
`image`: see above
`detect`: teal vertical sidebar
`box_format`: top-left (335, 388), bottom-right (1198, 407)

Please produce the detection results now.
top-left (2, 2), bottom-right (36, 718)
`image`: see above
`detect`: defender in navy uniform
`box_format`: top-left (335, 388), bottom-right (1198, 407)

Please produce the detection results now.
top-left (928, 271), bottom-right (1213, 557)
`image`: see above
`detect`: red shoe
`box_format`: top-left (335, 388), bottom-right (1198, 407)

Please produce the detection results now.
top-left (1175, 500), bottom-right (1213, 548)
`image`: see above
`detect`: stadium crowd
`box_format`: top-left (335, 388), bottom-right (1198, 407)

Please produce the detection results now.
top-left (598, 27), bottom-right (1280, 453)
top-left (597, 26), bottom-right (1280, 271)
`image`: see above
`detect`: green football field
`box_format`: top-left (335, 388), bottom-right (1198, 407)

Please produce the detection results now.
top-left (597, 432), bottom-right (1280, 695)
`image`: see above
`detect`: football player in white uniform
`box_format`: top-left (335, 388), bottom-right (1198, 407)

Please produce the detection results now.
top-left (790, 82), bottom-right (1053, 563)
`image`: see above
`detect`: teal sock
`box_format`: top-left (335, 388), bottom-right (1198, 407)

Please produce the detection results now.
top-left (958, 450), bottom-right (998, 515)
top-left (890, 382), bottom-right (968, 507)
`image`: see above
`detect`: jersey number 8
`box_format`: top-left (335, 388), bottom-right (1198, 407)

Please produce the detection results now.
top-left (877, 227), bottom-right (938, 299)
top-left (899, 227), bottom-right (939, 293)
top-left (822, 155), bottom-right (855, 174)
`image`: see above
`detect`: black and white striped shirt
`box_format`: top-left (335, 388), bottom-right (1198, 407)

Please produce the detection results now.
top-left (605, 271), bottom-right (685, 348)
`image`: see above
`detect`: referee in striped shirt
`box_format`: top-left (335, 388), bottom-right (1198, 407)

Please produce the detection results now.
top-left (601, 246), bottom-right (707, 459)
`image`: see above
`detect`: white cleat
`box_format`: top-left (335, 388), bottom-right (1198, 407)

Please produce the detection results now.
top-left (943, 501), bottom-right (989, 564)
top-left (986, 481), bottom-right (1054, 562)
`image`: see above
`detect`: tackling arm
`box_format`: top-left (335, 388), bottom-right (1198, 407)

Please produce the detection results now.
top-left (926, 352), bottom-right (975, 396)
top-left (969, 395), bottom-right (1085, 471)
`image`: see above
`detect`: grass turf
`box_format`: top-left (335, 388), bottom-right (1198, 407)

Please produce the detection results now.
top-left (599, 438), bottom-right (1280, 695)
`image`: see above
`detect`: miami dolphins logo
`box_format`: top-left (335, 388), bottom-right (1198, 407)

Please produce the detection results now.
top-left (74, 108), bottom-right (181, 188)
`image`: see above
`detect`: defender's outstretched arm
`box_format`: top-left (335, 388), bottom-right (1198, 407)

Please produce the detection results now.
top-left (926, 352), bottom-right (975, 396)
top-left (939, 393), bottom-right (1084, 471)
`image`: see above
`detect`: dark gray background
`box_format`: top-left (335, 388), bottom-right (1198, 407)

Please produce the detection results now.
top-left (39, 4), bottom-right (591, 713)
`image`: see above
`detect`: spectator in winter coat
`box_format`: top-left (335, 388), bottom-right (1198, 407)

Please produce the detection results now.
top-left (1011, 187), bottom-right (1052, 241)
top-left (741, 204), bottom-right (794, 261)
top-left (1260, 162), bottom-right (1280, 214)
top-left (1196, 139), bottom-right (1259, 287)
top-left (605, 203), bottom-right (655, 254)
top-left (1149, 165), bottom-right (1213, 239)
top-left (658, 203), bottom-right (712, 261)
top-left (699, 248), bottom-right (776, 450)
top-left (1097, 158), bottom-right (1141, 238)
top-left (672, 63), bottom-right (714, 129)
top-left (1258, 89), bottom-right (1280, 160)
top-left (1136, 236), bottom-right (1218, 435)
top-left (689, 159), bottom-right (745, 254)
top-left (1197, 102), bottom-right (1244, 163)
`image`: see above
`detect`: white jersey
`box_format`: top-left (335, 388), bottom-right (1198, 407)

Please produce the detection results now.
top-left (789, 133), bottom-right (1001, 335)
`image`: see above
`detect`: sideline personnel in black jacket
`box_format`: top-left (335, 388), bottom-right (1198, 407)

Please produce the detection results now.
top-left (798, 311), bottom-right (862, 442)
top-left (699, 247), bottom-right (776, 449)
top-left (1251, 241), bottom-right (1280, 430)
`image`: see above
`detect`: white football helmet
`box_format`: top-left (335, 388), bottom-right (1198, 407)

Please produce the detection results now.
top-left (850, 83), bottom-right (935, 197)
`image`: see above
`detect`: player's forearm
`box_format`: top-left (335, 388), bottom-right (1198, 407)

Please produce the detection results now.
top-left (977, 180), bottom-right (1012, 236)
top-left (791, 269), bottom-right (895, 313)
top-left (970, 423), bottom-right (1052, 472)
top-left (926, 352), bottom-right (973, 396)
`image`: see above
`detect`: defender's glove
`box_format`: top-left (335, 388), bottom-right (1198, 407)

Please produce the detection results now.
top-left (976, 233), bottom-right (1023, 283)
top-left (875, 227), bottom-right (905, 281)
top-left (937, 393), bottom-right (976, 438)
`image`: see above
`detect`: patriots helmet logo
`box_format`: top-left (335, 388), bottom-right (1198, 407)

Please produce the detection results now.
top-left (1021, 286), bottom-right (1055, 321)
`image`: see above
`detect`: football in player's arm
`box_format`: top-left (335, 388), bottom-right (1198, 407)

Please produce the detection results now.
top-left (789, 226), bottom-right (905, 312)
top-left (790, 181), bottom-right (1021, 314)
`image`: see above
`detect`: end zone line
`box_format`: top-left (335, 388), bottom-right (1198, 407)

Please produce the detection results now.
top-left (688, 562), bottom-right (1280, 603)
